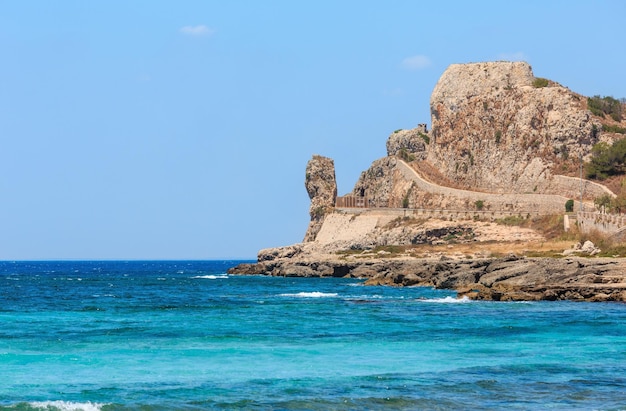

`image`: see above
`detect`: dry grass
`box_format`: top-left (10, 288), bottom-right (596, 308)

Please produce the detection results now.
top-left (336, 239), bottom-right (575, 260)
top-left (412, 239), bottom-right (573, 257)
top-left (336, 213), bottom-right (626, 260)
top-left (384, 216), bottom-right (427, 229)
top-left (410, 161), bottom-right (470, 190)
top-left (593, 175), bottom-right (622, 195)
top-left (496, 214), bottom-right (580, 242)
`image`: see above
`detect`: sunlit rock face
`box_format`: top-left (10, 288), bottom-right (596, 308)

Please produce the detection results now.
top-left (428, 61), bottom-right (598, 194)
top-left (303, 155), bottom-right (337, 242)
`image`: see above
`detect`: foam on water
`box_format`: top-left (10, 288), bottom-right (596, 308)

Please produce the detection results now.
top-left (27, 401), bottom-right (106, 411)
top-left (422, 296), bottom-right (473, 303)
top-left (191, 274), bottom-right (228, 279)
top-left (280, 291), bottom-right (339, 298)
top-left (1, 261), bottom-right (625, 410)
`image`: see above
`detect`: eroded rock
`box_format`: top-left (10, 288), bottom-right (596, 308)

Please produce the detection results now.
top-left (303, 155), bottom-right (337, 242)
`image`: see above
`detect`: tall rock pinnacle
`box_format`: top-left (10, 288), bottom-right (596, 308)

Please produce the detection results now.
top-left (303, 155), bottom-right (337, 242)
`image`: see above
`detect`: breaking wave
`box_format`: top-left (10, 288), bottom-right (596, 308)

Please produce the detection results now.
top-left (191, 275), bottom-right (228, 279)
top-left (18, 401), bottom-right (106, 411)
top-left (421, 296), bottom-right (472, 303)
top-left (280, 291), bottom-right (339, 298)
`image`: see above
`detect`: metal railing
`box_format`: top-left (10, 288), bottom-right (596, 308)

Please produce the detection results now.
top-left (335, 196), bottom-right (389, 208)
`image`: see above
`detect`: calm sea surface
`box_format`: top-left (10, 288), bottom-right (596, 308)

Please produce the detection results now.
top-left (0, 260), bottom-right (625, 410)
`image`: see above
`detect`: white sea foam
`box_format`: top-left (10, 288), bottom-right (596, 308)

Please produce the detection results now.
top-left (28, 401), bottom-right (106, 411)
top-left (345, 294), bottom-right (387, 300)
top-left (280, 291), bottom-right (339, 298)
top-left (423, 296), bottom-right (472, 303)
top-left (192, 275), bottom-right (228, 279)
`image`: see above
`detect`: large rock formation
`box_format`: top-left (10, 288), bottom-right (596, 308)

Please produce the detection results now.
top-left (227, 61), bottom-right (626, 302)
top-left (303, 155), bottom-right (337, 242)
top-left (352, 61), bottom-right (616, 210)
top-left (386, 125), bottom-right (429, 159)
top-left (428, 61), bottom-right (598, 194)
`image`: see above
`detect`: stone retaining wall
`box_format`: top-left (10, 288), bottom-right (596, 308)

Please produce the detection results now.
top-left (335, 207), bottom-right (541, 221)
top-left (578, 211), bottom-right (626, 240)
top-left (396, 160), bottom-right (581, 214)
top-left (550, 175), bottom-right (615, 202)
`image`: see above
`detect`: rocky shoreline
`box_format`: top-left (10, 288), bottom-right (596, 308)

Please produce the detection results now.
top-left (228, 254), bottom-right (626, 302)
top-left (227, 61), bottom-right (626, 303)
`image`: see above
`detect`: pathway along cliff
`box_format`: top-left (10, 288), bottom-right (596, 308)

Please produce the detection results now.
top-left (229, 61), bottom-right (626, 302)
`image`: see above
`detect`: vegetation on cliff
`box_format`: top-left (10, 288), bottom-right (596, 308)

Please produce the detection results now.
top-left (587, 95), bottom-right (624, 121)
top-left (585, 139), bottom-right (626, 180)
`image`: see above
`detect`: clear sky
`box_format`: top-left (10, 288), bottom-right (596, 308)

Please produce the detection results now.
top-left (1, 1), bottom-right (625, 260)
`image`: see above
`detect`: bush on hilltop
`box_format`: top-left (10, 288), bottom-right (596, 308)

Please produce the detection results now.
top-left (586, 138), bottom-right (626, 180)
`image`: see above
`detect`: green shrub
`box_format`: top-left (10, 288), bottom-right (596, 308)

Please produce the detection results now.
top-left (418, 132), bottom-right (430, 144)
top-left (565, 199), bottom-right (574, 212)
top-left (594, 193), bottom-right (613, 210)
top-left (588, 95), bottom-right (623, 121)
top-left (475, 200), bottom-right (484, 210)
top-left (532, 77), bottom-right (549, 88)
top-left (553, 144), bottom-right (569, 160)
top-left (495, 130), bottom-right (502, 144)
top-left (592, 124), bottom-right (600, 139)
top-left (402, 195), bottom-right (409, 209)
top-left (496, 215), bottom-right (527, 226)
top-left (586, 138), bottom-right (626, 179)
top-left (394, 129), bottom-right (403, 134)
top-left (602, 124), bottom-right (626, 134)
top-left (398, 148), bottom-right (415, 162)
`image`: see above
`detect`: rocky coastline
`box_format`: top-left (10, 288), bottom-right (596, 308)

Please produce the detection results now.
top-left (228, 253), bottom-right (626, 302)
top-left (229, 61), bottom-right (626, 303)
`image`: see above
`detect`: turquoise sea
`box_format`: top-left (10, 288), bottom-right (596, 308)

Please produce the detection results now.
top-left (1, 260), bottom-right (625, 410)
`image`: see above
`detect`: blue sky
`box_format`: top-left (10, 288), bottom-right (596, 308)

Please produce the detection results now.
top-left (1, 1), bottom-right (625, 260)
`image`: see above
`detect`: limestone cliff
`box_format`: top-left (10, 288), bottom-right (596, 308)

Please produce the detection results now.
top-left (386, 125), bottom-right (429, 159)
top-left (227, 61), bottom-right (626, 302)
top-left (352, 61), bottom-right (619, 210)
top-left (428, 61), bottom-right (597, 194)
top-left (303, 155), bottom-right (337, 242)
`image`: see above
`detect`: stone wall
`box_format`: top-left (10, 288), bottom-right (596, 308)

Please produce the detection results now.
top-left (578, 211), bottom-right (626, 240)
top-left (549, 175), bottom-right (615, 203)
top-left (395, 160), bottom-right (576, 213)
top-left (334, 207), bottom-right (543, 221)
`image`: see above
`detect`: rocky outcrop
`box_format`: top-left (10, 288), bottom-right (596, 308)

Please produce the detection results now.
top-left (563, 240), bottom-right (601, 256)
top-left (386, 127), bottom-right (429, 159)
top-left (350, 61), bottom-right (617, 211)
top-left (228, 255), bottom-right (626, 302)
top-left (303, 155), bottom-right (337, 242)
top-left (351, 157), bottom-right (401, 207)
top-left (428, 61), bottom-right (600, 194)
top-left (365, 256), bottom-right (626, 302)
top-left (228, 61), bottom-right (626, 303)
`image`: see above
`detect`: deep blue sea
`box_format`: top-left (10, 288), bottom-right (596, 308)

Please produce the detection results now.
top-left (1, 260), bottom-right (626, 410)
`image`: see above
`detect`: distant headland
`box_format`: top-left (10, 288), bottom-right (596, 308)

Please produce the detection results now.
top-left (229, 61), bottom-right (626, 302)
